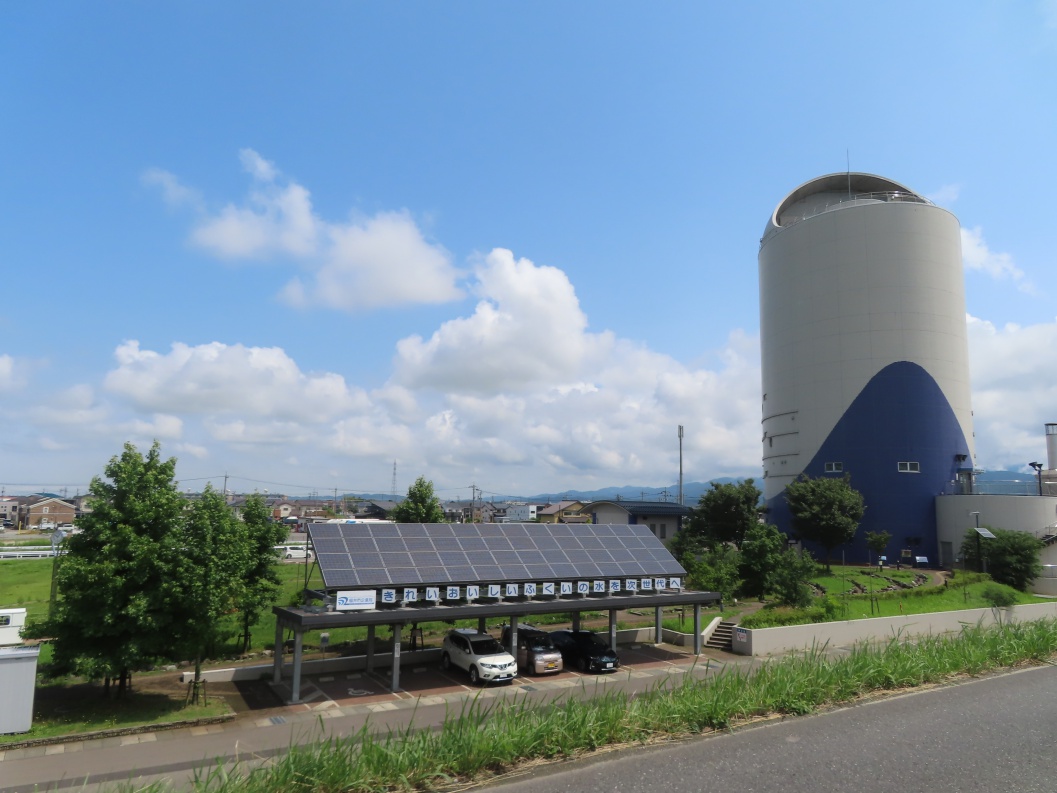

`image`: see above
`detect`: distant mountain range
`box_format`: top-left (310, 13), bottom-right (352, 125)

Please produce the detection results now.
top-left (344, 479), bottom-right (740, 505)
top-left (344, 470), bottom-right (1041, 504)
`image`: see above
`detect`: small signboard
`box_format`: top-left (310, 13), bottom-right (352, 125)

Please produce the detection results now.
top-left (335, 590), bottom-right (377, 611)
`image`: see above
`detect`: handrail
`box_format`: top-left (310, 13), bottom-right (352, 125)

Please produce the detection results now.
top-left (778, 190), bottom-right (933, 230)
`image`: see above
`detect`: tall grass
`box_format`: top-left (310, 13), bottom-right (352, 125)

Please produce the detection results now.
top-left (130, 617), bottom-right (1057, 793)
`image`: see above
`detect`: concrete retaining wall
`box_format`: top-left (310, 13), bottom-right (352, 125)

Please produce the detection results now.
top-left (731, 602), bottom-right (1057, 657)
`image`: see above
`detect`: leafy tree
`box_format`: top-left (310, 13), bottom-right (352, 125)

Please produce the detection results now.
top-left (174, 485), bottom-right (249, 704)
top-left (771, 547), bottom-right (818, 608)
top-left (683, 544), bottom-right (741, 601)
top-left (391, 476), bottom-right (445, 522)
top-left (26, 442), bottom-right (187, 696)
top-left (739, 523), bottom-right (786, 600)
top-left (959, 527), bottom-right (1042, 591)
top-left (784, 474), bottom-right (865, 571)
top-left (865, 530), bottom-right (892, 564)
top-left (237, 493), bottom-right (287, 653)
top-left (679, 479), bottom-right (762, 553)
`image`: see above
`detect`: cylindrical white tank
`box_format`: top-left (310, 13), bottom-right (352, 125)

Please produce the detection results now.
top-left (1047, 423), bottom-right (1057, 471)
top-left (758, 173), bottom-right (974, 562)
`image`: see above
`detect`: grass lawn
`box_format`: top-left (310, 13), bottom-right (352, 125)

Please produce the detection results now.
top-left (0, 558), bottom-right (56, 623)
top-left (0, 682), bottom-right (230, 745)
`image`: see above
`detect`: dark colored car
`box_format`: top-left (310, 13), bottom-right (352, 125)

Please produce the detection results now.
top-left (549, 629), bottom-right (620, 673)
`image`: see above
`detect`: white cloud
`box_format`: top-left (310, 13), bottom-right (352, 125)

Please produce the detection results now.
top-left (927, 183), bottom-right (961, 206)
top-left (141, 168), bottom-right (202, 209)
top-left (967, 314), bottom-right (1057, 470)
top-left (393, 248), bottom-right (613, 392)
top-left (191, 181), bottom-right (320, 259)
top-left (961, 227), bottom-right (1033, 293)
top-left (104, 340), bottom-right (370, 422)
top-left (239, 148), bottom-right (278, 182)
top-left (26, 384), bottom-right (109, 427)
top-left (295, 210), bottom-right (462, 309)
top-left (0, 354), bottom-right (26, 391)
top-left (156, 150), bottom-right (462, 309)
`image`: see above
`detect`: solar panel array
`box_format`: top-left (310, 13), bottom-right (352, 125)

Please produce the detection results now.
top-left (308, 523), bottom-right (686, 589)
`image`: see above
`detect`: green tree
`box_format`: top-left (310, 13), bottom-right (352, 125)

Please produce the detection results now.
top-left (771, 547), bottom-right (818, 608)
top-left (679, 479), bottom-right (762, 554)
top-left (739, 523), bottom-right (786, 599)
top-left (784, 474), bottom-right (865, 572)
top-left (864, 530), bottom-right (892, 564)
top-left (237, 493), bottom-right (287, 653)
top-left (26, 442), bottom-right (187, 696)
top-left (174, 485), bottom-right (249, 703)
top-left (683, 544), bottom-right (741, 601)
top-left (391, 476), bottom-right (445, 522)
top-left (959, 527), bottom-right (1042, 591)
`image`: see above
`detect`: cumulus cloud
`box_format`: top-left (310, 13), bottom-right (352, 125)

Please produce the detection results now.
top-left (103, 340), bottom-right (370, 422)
top-left (152, 150), bottom-right (462, 309)
top-left (961, 227), bottom-right (1033, 293)
top-left (289, 210), bottom-right (462, 309)
top-left (393, 248), bottom-right (613, 392)
top-left (967, 314), bottom-right (1057, 470)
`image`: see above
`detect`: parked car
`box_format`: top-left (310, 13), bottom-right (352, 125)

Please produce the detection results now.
top-left (441, 629), bottom-right (518, 685)
top-left (500, 624), bottom-right (563, 675)
top-left (278, 545), bottom-right (313, 560)
top-left (549, 630), bottom-right (620, 673)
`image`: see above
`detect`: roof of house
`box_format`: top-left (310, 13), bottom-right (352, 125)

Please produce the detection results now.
top-left (538, 500), bottom-right (582, 515)
top-left (583, 500), bottom-right (691, 518)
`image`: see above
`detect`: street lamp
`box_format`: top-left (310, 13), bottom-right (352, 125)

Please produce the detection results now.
top-left (1029, 462), bottom-right (1044, 496)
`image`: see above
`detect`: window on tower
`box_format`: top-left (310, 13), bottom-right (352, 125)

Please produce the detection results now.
top-left (824, 462), bottom-right (843, 474)
top-left (898, 462), bottom-right (921, 473)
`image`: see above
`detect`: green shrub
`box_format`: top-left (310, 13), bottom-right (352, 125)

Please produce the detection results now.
top-left (980, 584), bottom-right (1017, 609)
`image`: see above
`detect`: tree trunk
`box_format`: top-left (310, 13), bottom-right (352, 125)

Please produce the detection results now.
top-left (116, 667), bottom-right (129, 698)
top-left (190, 652), bottom-right (205, 706)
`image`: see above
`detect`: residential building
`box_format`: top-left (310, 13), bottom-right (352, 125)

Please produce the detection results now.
top-left (582, 500), bottom-right (690, 540)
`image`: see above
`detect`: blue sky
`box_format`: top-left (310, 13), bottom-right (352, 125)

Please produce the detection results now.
top-left (2, 2), bottom-right (1056, 499)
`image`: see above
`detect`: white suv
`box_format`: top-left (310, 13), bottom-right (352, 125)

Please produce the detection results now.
top-left (441, 629), bottom-right (518, 685)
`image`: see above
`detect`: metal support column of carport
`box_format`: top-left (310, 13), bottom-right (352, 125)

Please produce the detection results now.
top-left (272, 590), bottom-right (720, 704)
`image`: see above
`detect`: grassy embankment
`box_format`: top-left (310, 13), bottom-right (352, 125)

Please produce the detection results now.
top-left (131, 618), bottom-right (1057, 793)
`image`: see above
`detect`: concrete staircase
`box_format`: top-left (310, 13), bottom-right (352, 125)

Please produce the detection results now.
top-left (704, 620), bottom-right (736, 652)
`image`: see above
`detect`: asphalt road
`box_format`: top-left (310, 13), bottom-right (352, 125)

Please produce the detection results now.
top-left (481, 664), bottom-right (1057, 793)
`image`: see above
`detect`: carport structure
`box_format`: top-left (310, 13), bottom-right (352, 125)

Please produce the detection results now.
top-left (272, 522), bottom-right (722, 703)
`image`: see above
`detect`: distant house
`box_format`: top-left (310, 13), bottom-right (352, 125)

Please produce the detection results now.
top-left (0, 497), bottom-right (19, 527)
top-left (359, 500), bottom-right (400, 520)
top-left (436, 500), bottom-right (506, 523)
top-left (582, 500), bottom-right (690, 540)
top-left (537, 500), bottom-right (588, 524)
top-left (22, 496), bottom-right (76, 530)
top-left (505, 503), bottom-right (547, 522)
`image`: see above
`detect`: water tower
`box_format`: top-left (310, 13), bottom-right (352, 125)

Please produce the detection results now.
top-left (758, 173), bottom-right (974, 562)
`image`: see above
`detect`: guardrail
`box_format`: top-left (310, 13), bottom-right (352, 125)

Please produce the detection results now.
top-left (0, 546), bottom-right (61, 559)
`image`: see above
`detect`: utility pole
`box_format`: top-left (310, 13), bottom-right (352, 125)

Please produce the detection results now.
top-left (391, 461), bottom-right (397, 497)
top-left (678, 425), bottom-right (684, 506)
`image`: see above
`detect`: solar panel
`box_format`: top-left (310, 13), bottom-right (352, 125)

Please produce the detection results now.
top-left (404, 537), bottom-right (435, 551)
top-left (308, 522), bottom-right (686, 589)
top-left (313, 537), bottom-right (347, 553)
